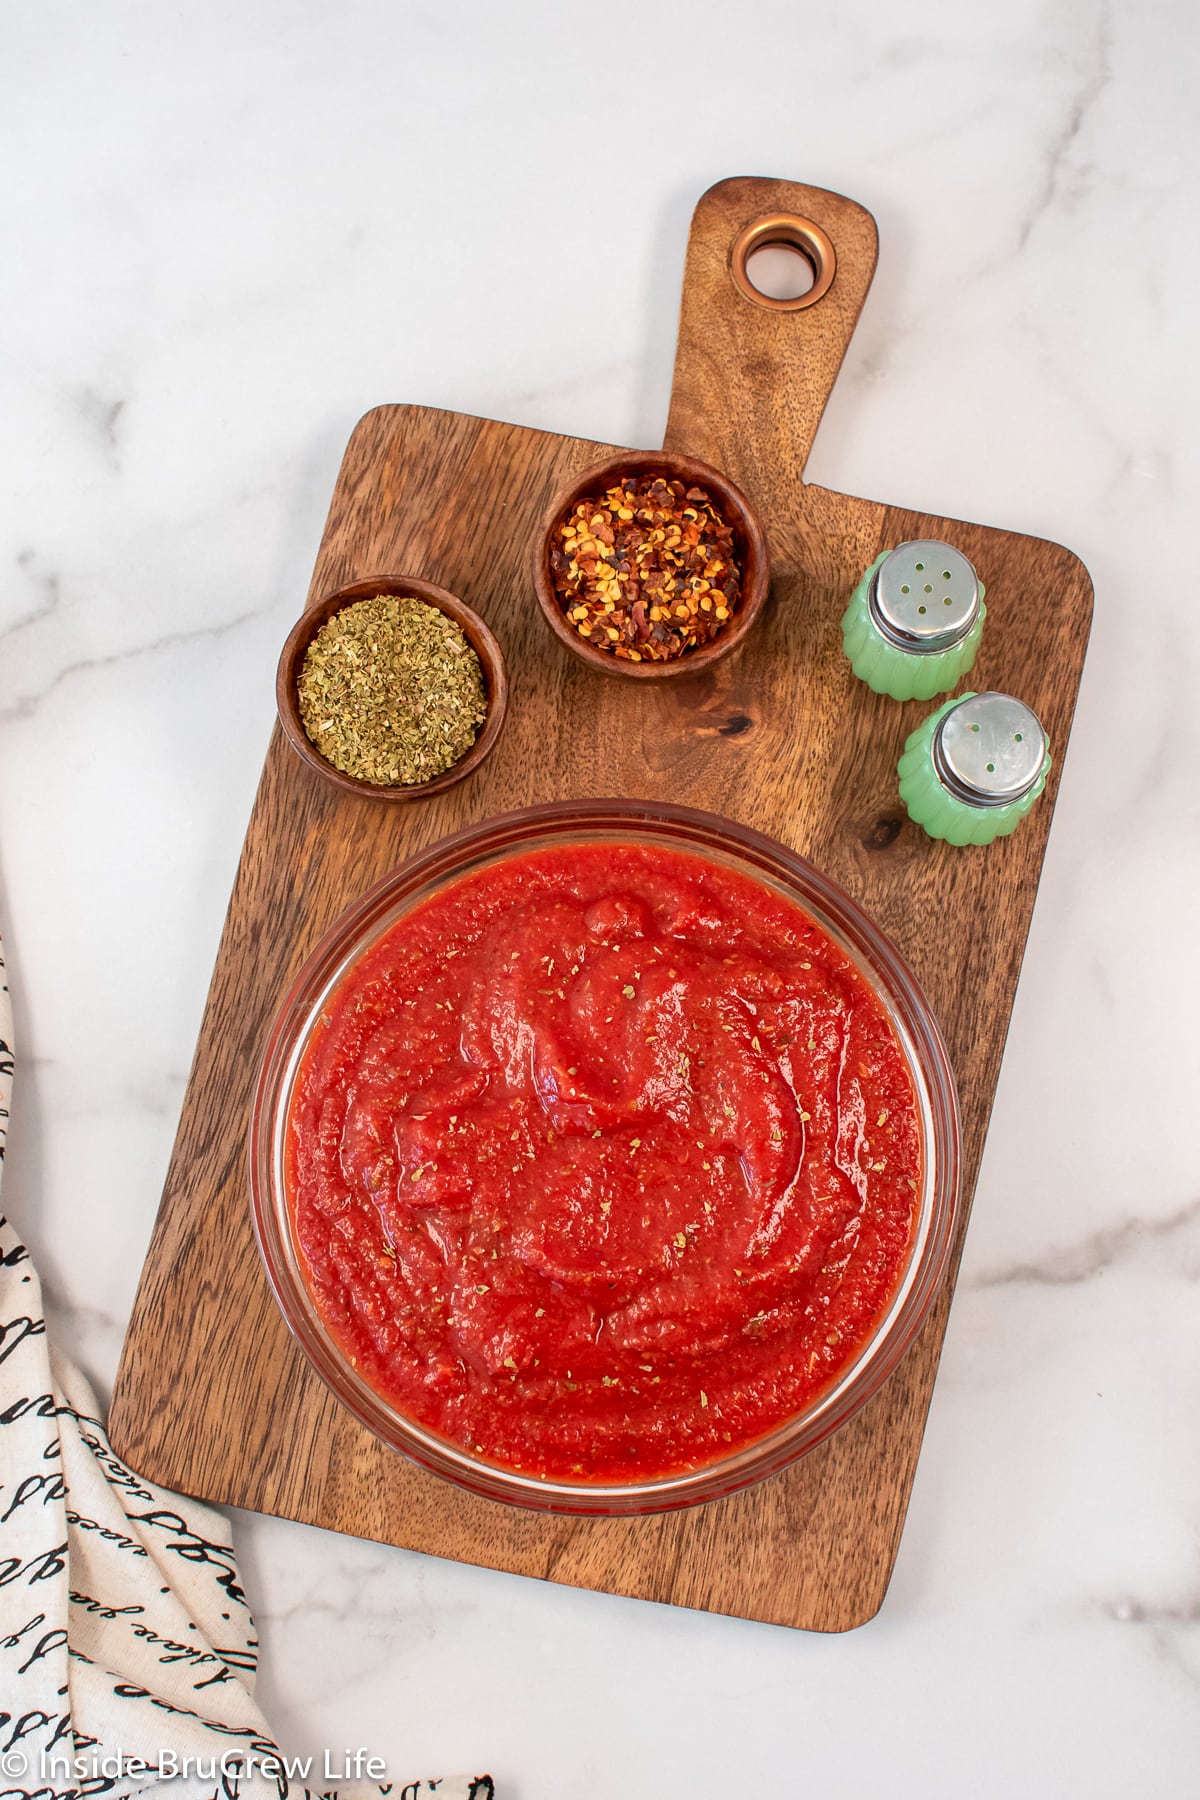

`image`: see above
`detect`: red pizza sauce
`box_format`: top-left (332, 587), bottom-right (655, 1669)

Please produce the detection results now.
top-left (287, 842), bottom-right (921, 1482)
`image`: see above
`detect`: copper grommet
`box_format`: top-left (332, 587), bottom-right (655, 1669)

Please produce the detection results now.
top-left (729, 213), bottom-right (837, 312)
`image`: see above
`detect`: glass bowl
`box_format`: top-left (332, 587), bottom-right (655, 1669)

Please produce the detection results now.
top-left (249, 800), bottom-right (961, 1514)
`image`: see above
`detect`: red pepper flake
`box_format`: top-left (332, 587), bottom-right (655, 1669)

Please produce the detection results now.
top-left (549, 475), bottom-right (742, 662)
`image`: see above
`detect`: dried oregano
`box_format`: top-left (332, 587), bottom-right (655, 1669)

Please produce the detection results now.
top-left (298, 595), bottom-right (486, 786)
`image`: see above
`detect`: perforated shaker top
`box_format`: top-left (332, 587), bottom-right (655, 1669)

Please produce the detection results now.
top-left (932, 692), bottom-right (1048, 806)
top-left (868, 540), bottom-right (981, 654)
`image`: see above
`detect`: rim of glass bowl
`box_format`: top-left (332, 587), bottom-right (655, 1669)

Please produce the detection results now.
top-left (248, 799), bottom-right (962, 1516)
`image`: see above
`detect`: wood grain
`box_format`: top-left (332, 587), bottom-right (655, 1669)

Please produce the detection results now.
top-left (109, 178), bottom-right (1092, 1632)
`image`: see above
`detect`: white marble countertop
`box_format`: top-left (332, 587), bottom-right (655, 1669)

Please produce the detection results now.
top-left (3, 2), bottom-right (1197, 1792)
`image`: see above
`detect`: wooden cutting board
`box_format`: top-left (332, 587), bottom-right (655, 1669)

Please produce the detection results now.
top-left (109, 177), bottom-right (1092, 1632)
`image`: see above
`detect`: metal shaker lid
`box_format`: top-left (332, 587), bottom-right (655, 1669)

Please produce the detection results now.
top-left (931, 692), bottom-right (1048, 807)
top-left (868, 540), bottom-right (981, 653)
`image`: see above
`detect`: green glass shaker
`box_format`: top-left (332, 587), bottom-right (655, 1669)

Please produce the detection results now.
top-left (842, 540), bottom-right (986, 701)
top-left (898, 691), bottom-right (1051, 845)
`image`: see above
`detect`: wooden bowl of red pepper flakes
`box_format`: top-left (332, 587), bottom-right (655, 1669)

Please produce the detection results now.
top-left (532, 451), bottom-right (769, 679)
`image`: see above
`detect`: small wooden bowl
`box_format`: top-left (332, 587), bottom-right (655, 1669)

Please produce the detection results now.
top-left (532, 450), bottom-right (770, 680)
top-left (276, 575), bottom-right (508, 801)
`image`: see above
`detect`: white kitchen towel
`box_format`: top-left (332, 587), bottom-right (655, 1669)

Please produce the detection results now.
top-left (0, 938), bottom-right (493, 1800)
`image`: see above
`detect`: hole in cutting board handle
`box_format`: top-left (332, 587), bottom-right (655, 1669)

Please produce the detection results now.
top-left (730, 213), bottom-right (836, 312)
top-left (743, 244), bottom-right (815, 303)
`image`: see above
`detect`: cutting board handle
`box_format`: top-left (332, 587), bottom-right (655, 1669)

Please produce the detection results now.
top-left (663, 177), bottom-right (878, 507)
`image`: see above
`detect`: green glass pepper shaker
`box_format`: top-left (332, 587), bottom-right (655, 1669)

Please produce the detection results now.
top-left (842, 539), bottom-right (986, 701)
top-left (898, 691), bottom-right (1051, 845)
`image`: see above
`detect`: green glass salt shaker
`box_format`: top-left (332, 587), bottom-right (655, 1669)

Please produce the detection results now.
top-left (898, 691), bottom-right (1051, 845)
top-left (842, 539), bottom-right (986, 701)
